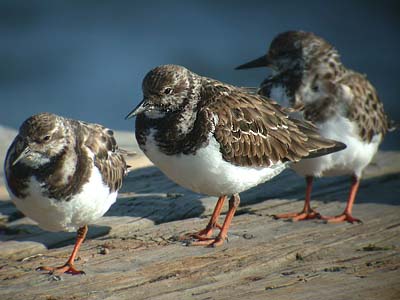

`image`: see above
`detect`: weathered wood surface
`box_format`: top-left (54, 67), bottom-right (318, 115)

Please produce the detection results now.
top-left (0, 127), bottom-right (399, 300)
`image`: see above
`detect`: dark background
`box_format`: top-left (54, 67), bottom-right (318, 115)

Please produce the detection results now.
top-left (0, 0), bottom-right (399, 148)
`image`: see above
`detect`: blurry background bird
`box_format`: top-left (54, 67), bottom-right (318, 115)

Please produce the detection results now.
top-left (236, 31), bottom-right (396, 223)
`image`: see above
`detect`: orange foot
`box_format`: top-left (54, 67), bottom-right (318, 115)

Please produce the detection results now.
top-left (189, 235), bottom-right (226, 247)
top-left (37, 263), bottom-right (85, 275)
top-left (321, 213), bottom-right (362, 224)
top-left (179, 223), bottom-right (222, 243)
top-left (273, 209), bottom-right (321, 222)
top-left (186, 194), bottom-right (240, 248)
top-left (189, 223), bottom-right (223, 241)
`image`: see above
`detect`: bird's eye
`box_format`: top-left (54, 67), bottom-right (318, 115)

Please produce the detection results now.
top-left (164, 87), bottom-right (173, 95)
top-left (42, 135), bottom-right (51, 142)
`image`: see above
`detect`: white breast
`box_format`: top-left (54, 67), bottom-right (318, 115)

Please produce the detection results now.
top-left (269, 85), bottom-right (290, 107)
top-left (292, 115), bottom-right (381, 178)
top-left (141, 130), bottom-right (288, 197)
top-left (9, 165), bottom-right (117, 232)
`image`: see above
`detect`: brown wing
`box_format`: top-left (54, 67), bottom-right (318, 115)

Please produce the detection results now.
top-left (340, 71), bottom-right (390, 142)
top-left (203, 81), bottom-right (345, 168)
top-left (77, 122), bottom-right (128, 192)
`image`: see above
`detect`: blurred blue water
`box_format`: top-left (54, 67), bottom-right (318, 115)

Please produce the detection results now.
top-left (0, 0), bottom-right (399, 149)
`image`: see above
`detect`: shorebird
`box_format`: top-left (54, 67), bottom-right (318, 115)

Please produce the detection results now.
top-left (126, 64), bottom-right (345, 246)
top-left (236, 30), bottom-right (394, 223)
top-left (5, 112), bottom-right (129, 275)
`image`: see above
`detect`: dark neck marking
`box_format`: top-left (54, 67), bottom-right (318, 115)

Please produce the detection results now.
top-left (7, 142), bottom-right (92, 202)
top-left (40, 142), bottom-right (92, 201)
top-left (259, 69), bottom-right (302, 104)
top-left (135, 103), bottom-right (213, 156)
top-left (136, 75), bottom-right (214, 156)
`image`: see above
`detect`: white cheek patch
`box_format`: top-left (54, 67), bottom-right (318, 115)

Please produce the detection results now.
top-left (21, 152), bottom-right (51, 168)
top-left (50, 139), bottom-right (66, 153)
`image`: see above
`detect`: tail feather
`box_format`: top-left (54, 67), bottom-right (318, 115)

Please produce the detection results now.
top-left (306, 141), bottom-right (346, 159)
top-left (292, 118), bottom-right (347, 159)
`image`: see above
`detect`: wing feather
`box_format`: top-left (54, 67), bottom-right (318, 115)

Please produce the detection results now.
top-left (203, 82), bottom-right (345, 168)
top-left (341, 72), bottom-right (389, 142)
top-left (78, 122), bottom-right (128, 192)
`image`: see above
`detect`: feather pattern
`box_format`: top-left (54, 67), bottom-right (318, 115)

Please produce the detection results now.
top-left (201, 79), bottom-right (345, 168)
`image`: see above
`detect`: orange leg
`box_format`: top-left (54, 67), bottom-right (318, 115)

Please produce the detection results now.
top-left (273, 176), bottom-right (320, 221)
top-left (191, 194), bottom-right (240, 247)
top-left (321, 175), bottom-right (362, 224)
top-left (37, 225), bottom-right (88, 275)
top-left (190, 195), bottom-right (226, 240)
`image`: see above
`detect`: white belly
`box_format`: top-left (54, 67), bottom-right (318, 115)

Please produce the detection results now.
top-left (141, 132), bottom-right (288, 196)
top-left (292, 116), bottom-right (381, 178)
top-left (9, 166), bottom-right (117, 232)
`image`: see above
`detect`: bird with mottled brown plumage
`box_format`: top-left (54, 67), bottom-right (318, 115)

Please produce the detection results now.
top-left (236, 30), bottom-right (395, 223)
top-left (4, 112), bottom-right (129, 275)
top-left (126, 64), bottom-right (345, 247)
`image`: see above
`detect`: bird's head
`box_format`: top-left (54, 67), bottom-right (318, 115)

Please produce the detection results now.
top-left (12, 113), bottom-right (69, 168)
top-left (236, 31), bottom-right (333, 74)
top-left (126, 65), bottom-right (200, 120)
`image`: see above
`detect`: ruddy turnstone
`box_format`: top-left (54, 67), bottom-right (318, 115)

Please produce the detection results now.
top-left (4, 112), bottom-right (129, 275)
top-left (236, 30), bottom-right (394, 223)
top-left (126, 64), bottom-right (345, 246)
